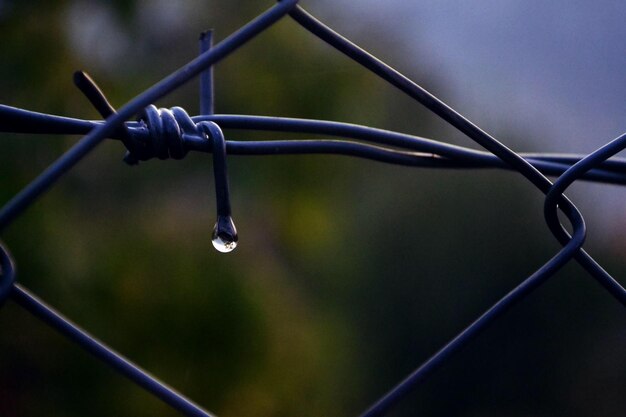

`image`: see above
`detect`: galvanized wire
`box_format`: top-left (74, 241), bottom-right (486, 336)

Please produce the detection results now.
top-left (0, 1), bottom-right (624, 416)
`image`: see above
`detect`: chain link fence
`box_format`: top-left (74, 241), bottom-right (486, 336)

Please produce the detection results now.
top-left (0, 1), bottom-right (624, 416)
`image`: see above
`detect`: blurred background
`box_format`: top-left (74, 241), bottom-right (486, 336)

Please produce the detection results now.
top-left (0, 1), bottom-right (625, 416)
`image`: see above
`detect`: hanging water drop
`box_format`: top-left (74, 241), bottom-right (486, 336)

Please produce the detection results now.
top-left (211, 215), bottom-right (238, 253)
top-left (212, 232), bottom-right (237, 253)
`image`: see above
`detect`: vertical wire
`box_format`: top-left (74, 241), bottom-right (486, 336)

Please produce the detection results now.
top-left (0, 0), bottom-right (299, 233)
top-left (200, 30), bottom-right (215, 116)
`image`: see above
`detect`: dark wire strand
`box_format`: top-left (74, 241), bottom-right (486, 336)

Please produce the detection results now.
top-left (0, 0), bottom-right (298, 233)
top-left (0, 2), bottom-right (623, 417)
top-left (286, 5), bottom-right (625, 417)
top-left (0, 1), bottom-right (299, 416)
top-left (3, 104), bottom-right (626, 184)
top-left (287, 8), bottom-right (624, 296)
top-left (10, 282), bottom-right (215, 417)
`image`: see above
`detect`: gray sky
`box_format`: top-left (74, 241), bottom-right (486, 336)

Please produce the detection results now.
top-left (312, 0), bottom-right (626, 244)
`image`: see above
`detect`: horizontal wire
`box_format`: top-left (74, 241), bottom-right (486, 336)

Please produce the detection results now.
top-left (0, 2), bottom-right (623, 417)
top-left (287, 4), bottom-right (625, 417)
top-left (0, 0), bottom-right (298, 233)
top-left (3, 104), bottom-right (626, 184)
top-left (0, 1), bottom-right (300, 416)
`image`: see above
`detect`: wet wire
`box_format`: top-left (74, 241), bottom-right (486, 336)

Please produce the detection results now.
top-left (0, 1), bottom-right (624, 416)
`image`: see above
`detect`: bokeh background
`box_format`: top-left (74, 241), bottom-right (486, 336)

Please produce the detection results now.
top-left (0, 1), bottom-right (625, 416)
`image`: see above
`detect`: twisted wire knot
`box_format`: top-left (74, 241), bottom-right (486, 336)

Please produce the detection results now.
top-left (123, 105), bottom-right (200, 165)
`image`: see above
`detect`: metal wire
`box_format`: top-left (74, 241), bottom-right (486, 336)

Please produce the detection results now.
top-left (0, 1), bottom-right (624, 416)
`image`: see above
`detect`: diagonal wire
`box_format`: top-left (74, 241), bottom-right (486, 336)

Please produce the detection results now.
top-left (0, 1), bottom-right (299, 416)
top-left (287, 5), bottom-right (625, 417)
top-left (0, 2), bottom-right (623, 417)
top-left (0, 0), bottom-right (298, 232)
top-left (288, 6), bottom-right (626, 302)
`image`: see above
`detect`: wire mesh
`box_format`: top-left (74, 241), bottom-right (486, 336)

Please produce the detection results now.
top-left (0, 1), bottom-right (624, 416)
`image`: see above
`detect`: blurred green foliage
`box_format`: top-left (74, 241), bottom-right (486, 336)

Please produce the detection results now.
top-left (0, 1), bottom-right (624, 417)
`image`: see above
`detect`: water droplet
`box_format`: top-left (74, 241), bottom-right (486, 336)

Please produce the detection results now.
top-left (211, 215), bottom-right (238, 253)
top-left (212, 234), bottom-right (237, 253)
